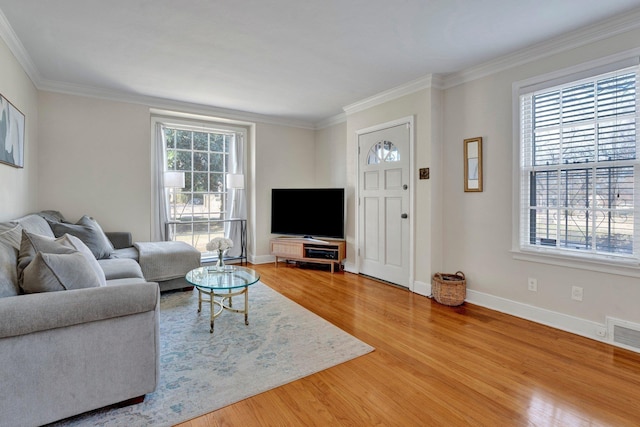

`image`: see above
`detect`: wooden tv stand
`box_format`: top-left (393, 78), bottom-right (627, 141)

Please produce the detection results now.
top-left (270, 237), bottom-right (346, 273)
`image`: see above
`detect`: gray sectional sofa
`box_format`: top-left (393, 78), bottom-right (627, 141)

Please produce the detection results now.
top-left (0, 212), bottom-right (199, 427)
top-left (43, 210), bottom-right (201, 293)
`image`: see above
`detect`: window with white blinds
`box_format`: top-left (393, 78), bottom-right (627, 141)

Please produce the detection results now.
top-left (518, 64), bottom-right (640, 261)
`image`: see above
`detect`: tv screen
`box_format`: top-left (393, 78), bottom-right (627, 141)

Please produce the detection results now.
top-left (271, 188), bottom-right (345, 239)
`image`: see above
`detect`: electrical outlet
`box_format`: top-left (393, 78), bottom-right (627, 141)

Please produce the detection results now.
top-left (527, 277), bottom-right (537, 292)
top-left (571, 286), bottom-right (583, 301)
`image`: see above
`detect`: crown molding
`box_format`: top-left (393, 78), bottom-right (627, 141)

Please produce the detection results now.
top-left (442, 7), bottom-right (640, 89)
top-left (342, 74), bottom-right (443, 116)
top-left (0, 8), bottom-right (41, 85)
top-left (315, 112), bottom-right (347, 129)
top-left (36, 78), bottom-right (316, 130)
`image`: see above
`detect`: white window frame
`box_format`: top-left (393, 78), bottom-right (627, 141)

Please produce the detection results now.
top-left (512, 51), bottom-right (640, 277)
top-left (150, 112), bottom-right (248, 251)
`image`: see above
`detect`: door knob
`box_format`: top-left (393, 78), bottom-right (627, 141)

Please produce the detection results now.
top-left (401, 213), bottom-right (408, 219)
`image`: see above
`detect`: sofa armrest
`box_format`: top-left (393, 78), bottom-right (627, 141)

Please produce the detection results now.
top-left (105, 231), bottom-right (133, 249)
top-left (0, 282), bottom-right (159, 339)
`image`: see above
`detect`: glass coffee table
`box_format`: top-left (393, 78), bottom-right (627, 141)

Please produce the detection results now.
top-left (185, 266), bottom-right (260, 334)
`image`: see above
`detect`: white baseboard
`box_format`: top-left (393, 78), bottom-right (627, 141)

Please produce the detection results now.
top-left (413, 280), bottom-right (431, 297)
top-left (258, 261), bottom-right (633, 353)
top-left (463, 289), bottom-right (632, 351)
top-left (343, 261), bottom-right (357, 274)
top-left (251, 254), bottom-right (275, 265)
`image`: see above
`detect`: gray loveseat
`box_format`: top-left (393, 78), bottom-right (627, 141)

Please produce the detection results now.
top-left (0, 213), bottom-right (161, 427)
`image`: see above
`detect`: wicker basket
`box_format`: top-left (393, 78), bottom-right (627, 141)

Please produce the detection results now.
top-left (432, 271), bottom-right (466, 306)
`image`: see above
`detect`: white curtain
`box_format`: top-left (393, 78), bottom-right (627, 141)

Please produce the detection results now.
top-left (152, 122), bottom-right (170, 241)
top-left (225, 132), bottom-right (246, 258)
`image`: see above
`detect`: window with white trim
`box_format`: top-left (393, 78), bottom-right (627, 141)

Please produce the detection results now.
top-left (159, 121), bottom-right (246, 254)
top-left (518, 63), bottom-right (640, 262)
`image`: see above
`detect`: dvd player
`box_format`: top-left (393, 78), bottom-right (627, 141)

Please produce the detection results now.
top-left (305, 248), bottom-right (338, 260)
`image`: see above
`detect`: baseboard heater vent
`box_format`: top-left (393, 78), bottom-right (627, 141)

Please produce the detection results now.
top-left (607, 317), bottom-right (640, 351)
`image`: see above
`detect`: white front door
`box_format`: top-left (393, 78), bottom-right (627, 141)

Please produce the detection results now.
top-left (358, 121), bottom-right (411, 287)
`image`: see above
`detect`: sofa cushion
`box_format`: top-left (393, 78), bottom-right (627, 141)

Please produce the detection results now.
top-left (18, 231), bottom-right (107, 287)
top-left (0, 222), bottom-right (22, 250)
top-left (111, 246), bottom-right (139, 261)
top-left (0, 242), bottom-right (19, 297)
top-left (98, 258), bottom-right (145, 280)
top-left (21, 252), bottom-right (103, 293)
top-left (14, 214), bottom-right (55, 238)
top-left (49, 215), bottom-right (114, 259)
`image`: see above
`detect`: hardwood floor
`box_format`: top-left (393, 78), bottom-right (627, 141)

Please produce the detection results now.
top-left (177, 263), bottom-right (640, 426)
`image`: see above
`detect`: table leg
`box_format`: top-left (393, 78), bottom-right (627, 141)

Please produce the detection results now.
top-left (193, 283), bottom-right (253, 333)
top-left (244, 287), bottom-right (249, 325)
top-left (210, 292), bottom-right (215, 333)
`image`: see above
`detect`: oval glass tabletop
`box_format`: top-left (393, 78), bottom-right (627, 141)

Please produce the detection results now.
top-left (185, 266), bottom-right (260, 290)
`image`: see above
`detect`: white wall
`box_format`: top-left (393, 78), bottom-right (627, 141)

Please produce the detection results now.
top-left (0, 37), bottom-right (38, 220)
top-left (315, 121), bottom-right (347, 187)
top-left (442, 27), bottom-right (640, 330)
top-left (252, 122), bottom-right (316, 261)
top-left (36, 92), bottom-right (316, 260)
top-left (37, 92), bottom-right (152, 241)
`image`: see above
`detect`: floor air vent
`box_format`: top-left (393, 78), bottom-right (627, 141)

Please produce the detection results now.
top-left (607, 317), bottom-right (640, 352)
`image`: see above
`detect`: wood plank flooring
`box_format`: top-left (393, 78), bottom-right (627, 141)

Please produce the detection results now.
top-left (176, 262), bottom-right (640, 426)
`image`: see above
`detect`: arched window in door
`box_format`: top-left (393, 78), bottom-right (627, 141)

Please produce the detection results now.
top-left (367, 140), bottom-right (400, 164)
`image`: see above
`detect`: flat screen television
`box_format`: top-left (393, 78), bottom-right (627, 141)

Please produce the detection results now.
top-left (271, 188), bottom-right (345, 239)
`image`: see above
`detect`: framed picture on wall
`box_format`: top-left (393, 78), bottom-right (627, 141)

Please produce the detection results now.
top-left (0, 94), bottom-right (25, 168)
top-left (464, 137), bottom-right (482, 192)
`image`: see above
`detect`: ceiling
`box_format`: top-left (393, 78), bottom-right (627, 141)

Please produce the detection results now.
top-left (1, 0), bottom-right (640, 126)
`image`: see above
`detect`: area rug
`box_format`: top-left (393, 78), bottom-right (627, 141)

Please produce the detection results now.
top-left (51, 282), bottom-right (374, 427)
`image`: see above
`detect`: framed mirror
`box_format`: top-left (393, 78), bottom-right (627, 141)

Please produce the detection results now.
top-left (464, 137), bottom-right (483, 192)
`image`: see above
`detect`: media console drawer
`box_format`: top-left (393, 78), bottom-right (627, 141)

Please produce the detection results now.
top-left (270, 238), bottom-right (345, 273)
top-left (271, 241), bottom-right (304, 257)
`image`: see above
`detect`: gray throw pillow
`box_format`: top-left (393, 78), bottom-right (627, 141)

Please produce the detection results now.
top-left (49, 215), bottom-right (114, 259)
top-left (18, 230), bottom-right (76, 284)
top-left (21, 252), bottom-right (103, 293)
top-left (38, 210), bottom-right (66, 223)
top-left (17, 231), bottom-right (107, 287)
top-left (57, 234), bottom-right (107, 287)
top-left (0, 242), bottom-right (20, 297)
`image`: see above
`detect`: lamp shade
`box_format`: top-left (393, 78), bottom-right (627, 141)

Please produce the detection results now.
top-left (164, 171), bottom-right (185, 188)
top-left (226, 173), bottom-right (245, 190)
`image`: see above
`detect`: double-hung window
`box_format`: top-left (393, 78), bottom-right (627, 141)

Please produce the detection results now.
top-left (517, 60), bottom-right (640, 263)
top-left (160, 121), bottom-right (246, 254)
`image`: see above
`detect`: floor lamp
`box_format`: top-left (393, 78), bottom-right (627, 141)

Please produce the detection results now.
top-left (164, 171), bottom-right (185, 239)
top-left (226, 173), bottom-right (244, 219)
top-left (225, 173), bottom-right (245, 258)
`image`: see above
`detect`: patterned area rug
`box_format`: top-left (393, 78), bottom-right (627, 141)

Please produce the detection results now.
top-left (51, 282), bottom-right (374, 426)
